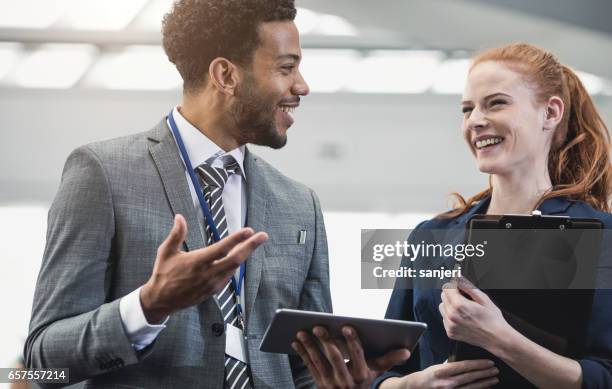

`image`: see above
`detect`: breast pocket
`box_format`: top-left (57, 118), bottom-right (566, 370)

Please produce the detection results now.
top-left (264, 242), bottom-right (308, 279)
top-left (262, 241), bottom-right (309, 309)
top-left (265, 226), bottom-right (310, 257)
top-left (264, 226), bottom-right (309, 277)
top-left (264, 243), bottom-right (306, 258)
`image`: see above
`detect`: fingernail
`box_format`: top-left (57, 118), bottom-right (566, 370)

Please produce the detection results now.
top-left (487, 360), bottom-right (495, 366)
top-left (343, 327), bottom-right (352, 337)
top-left (313, 327), bottom-right (324, 337)
top-left (297, 331), bottom-right (307, 341)
top-left (492, 368), bottom-right (499, 374)
top-left (291, 342), bottom-right (298, 351)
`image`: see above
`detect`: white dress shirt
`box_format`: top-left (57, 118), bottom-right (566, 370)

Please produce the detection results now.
top-left (119, 106), bottom-right (247, 350)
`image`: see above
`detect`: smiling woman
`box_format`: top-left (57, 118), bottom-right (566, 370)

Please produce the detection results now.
top-left (378, 43), bottom-right (612, 389)
top-left (450, 43), bottom-right (612, 217)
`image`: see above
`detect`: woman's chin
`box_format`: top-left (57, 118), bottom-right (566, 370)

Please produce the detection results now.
top-left (476, 160), bottom-right (501, 175)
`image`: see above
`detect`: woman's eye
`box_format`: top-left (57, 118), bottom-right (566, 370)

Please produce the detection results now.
top-left (462, 107), bottom-right (473, 114)
top-left (490, 99), bottom-right (506, 107)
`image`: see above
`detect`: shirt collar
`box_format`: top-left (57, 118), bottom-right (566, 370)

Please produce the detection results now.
top-left (170, 106), bottom-right (246, 178)
top-left (454, 195), bottom-right (573, 225)
top-left (537, 196), bottom-right (573, 214)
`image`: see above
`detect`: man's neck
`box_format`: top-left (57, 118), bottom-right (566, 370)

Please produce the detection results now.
top-left (179, 96), bottom-right (241, 152)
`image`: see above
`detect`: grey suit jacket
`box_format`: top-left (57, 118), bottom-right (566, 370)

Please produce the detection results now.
top-left (25, 118), bottom-right (332, 388)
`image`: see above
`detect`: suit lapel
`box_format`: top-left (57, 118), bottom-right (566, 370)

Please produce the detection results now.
top-left (147, 119), bottom-right (206, 252)
top-left (243, 147), bottom-right (269, 321)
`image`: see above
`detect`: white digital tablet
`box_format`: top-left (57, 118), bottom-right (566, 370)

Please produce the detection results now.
top-left (259, 309), bottom-right (427, 359)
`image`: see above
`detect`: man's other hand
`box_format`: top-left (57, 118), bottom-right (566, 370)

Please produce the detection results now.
top-left (292, 325), bottom-right (411, 389)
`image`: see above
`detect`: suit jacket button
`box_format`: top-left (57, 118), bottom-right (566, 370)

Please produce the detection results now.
top-left (212, 322), bottom-right (224, 336)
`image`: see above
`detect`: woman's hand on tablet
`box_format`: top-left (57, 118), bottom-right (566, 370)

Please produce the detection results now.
top-left (382, 359), bottom-right (498, 389)
top-left (292, 325), bottom-right (410, 389)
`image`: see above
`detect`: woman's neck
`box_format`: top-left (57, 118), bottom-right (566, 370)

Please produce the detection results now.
top-left (487, 170), bottom-right (552, 215)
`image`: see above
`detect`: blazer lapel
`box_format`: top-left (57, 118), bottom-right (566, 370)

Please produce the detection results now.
top-left (243, 147), bottom-right (269, 322)
top-left (147, 118), bottom-right (206, 252)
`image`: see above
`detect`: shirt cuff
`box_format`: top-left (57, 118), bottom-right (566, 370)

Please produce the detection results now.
top-left (119, 286), bottom-right (168, 351)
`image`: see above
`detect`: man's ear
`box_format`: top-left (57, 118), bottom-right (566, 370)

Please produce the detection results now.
top-left (543, 95), bottom-right (564, 132)
top-left (208, 57), bottom-right (241, 96)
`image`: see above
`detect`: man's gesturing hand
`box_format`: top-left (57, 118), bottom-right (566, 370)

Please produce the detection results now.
top-left (140, 214), bottom-right (268, 323)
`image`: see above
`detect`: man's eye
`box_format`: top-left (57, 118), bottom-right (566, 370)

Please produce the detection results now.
top-left (281, 65), bottom-right (295, 71)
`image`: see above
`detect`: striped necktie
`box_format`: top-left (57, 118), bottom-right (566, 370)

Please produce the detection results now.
top-left (196, 156), bottom-right (253, 389)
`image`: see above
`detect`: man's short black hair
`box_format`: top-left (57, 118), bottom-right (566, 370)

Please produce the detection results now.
top-left (162, 0), bottom-right (297, 93)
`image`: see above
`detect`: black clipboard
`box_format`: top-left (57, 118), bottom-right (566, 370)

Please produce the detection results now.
top-left (448, 213), bottom-right (603, 388)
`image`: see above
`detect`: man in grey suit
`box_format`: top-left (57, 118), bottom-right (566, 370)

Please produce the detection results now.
top-left (25, 1), bottom-right (329, 387)
top-left (26, 1), bottom-right (410, 387)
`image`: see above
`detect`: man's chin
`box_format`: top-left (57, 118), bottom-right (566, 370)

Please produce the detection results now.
top-left (267, 133), bottom-right (288, 149)
top-left (250, 127), bottom-right (287, 149)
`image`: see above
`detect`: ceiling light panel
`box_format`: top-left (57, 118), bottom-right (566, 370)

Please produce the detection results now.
top-left (0, 0), bottom-right (70, 28)
top-left (129, 0), bottom-right (174, 30)
top-left (430, 58), bottom-right (470, 94)
top-left (315, 14), bottom-right (358, 36)
top-left (602, 80), bottom-right (612, 96)
top-left (300, 49), bottom-right (360, 93)
top-left (295, 7), bottom-right (358, 36)
top-left (295, 7), bottom-right (319, 35)
top-left (56, 0), bottom-right (149, 30)
top-left (10, 44), bottom-right (97, 89)
top-left (576, 71), bottom-right (604, 95)
top-left (0, 42), bottom-right (24, 83)
top-left (84, 45), bottom-right (181, 90)
top-left (346, 50), bottom-right (443, 94)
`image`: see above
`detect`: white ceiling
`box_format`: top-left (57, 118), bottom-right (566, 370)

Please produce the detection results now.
top-left (0, 0), bottom-right (611, 90)
top-left (298, 0), bottom-right (612, 79)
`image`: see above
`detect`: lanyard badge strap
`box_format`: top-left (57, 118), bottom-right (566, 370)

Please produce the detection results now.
top-left (168, 110), bottom-right (247, 325)
top-left (168, 110), bottom-right (222, 242)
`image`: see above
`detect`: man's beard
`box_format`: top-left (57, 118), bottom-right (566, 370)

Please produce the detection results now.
top-left (231, 77), bottom-right (287, 149)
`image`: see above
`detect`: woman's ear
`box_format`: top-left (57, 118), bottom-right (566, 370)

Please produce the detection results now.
top-left (543, 95), bottom-right (564, 132)
top-left (208, 57), bottom-right (241, 96)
